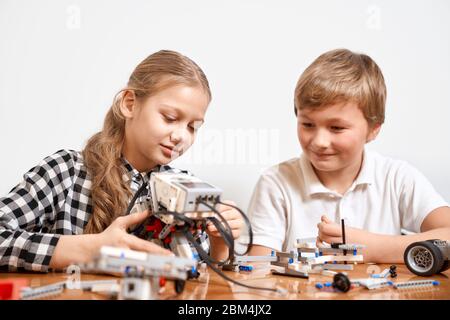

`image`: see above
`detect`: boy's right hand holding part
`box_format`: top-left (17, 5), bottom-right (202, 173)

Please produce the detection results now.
top-left (50, 210), bottom-right (172, 270)
top-left (316, 213), bottom-right (450, 263)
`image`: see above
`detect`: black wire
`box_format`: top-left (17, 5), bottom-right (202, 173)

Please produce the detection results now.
top-left (214, 200), bottom-right (253, 256)
top-left (207, 217), bottom-right (234, 251)
top-left (126, 181), bottom-right (151, 235)
top-left (205, 216), bottom-right (235, 266)
top-left (182, 226), bottom-right (280, 293)
top-left (197, 200), bottom-right (235, 263)
top-left (125, 181), bottom-right (149, 216)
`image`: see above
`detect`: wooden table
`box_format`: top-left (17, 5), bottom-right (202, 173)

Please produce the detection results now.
top-left (1, 263), bottom-right (449, 300)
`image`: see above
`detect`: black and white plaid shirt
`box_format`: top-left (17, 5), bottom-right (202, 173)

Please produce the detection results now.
top-left (0, 149), bottom-right (183, 272)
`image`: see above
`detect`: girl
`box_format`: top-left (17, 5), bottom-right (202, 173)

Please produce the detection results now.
top-left (0, 50), bottom-right (242, 272)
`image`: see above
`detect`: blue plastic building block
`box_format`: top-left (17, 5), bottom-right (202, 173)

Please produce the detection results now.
top-left (239, 265), bottom-right (253, 272)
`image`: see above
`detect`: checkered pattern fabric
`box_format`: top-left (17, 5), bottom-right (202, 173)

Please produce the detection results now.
top-left (0, 149), bottom-right (186, 272)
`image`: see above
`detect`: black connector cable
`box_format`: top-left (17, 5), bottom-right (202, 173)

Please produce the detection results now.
top-left (192, 199), bottom-right (282, 293)
top-left (182, 225), bottom-right (281, 293)
top-left (125, 181), bottom-right (149, 216)
top-left (205, 217), bottom-right (234, 265)
top-left (197, 200), bottom-right (235, 263)
top-left (214, 199), bottom-right (253, 256)
top-left (126, 181), bottom-right (151, 236)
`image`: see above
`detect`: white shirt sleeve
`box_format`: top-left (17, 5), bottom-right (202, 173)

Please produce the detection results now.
top-left (240, 173), bottom-right (287, 251)
top-left (397, 162), bottom-right (449, 233)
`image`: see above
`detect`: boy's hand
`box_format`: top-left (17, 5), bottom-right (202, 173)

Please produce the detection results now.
top-left (316, 215), bottom-right (349, 247)
top-left (316, 214), bottom-right (370, 247)
top-left (98, 210), bottom-right (173, 256)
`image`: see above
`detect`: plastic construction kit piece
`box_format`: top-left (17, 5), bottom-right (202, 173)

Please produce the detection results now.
top-left (321, 264), bottom-right (354, 271)
top-left (79, 246), bottom-right (197, 297)
top-left (148, 172), bottom-right (222, 218)
top-left (404, 239), bottom-right (450, 276)
top-left (20, 281), bottom-right (66, 300)
top-left (389, 265), bottom-right (397, 278)
top-left (295, 244), bottom-right (364, 266)
top-left (270, 250), bottom-right (299, 269)
top-left (351, 278), bottom-right (393, 290)
top-left (0, 278), bottom-right (29, 300)
top-left (321, 270), bottom-right (339, 277)
top-left (315, 283), bottom-right (324, 289)
top-left (79, 279), bottom-right (120, 291)
top-left (303, 254), bottom-right (363, 265)
top-left (314, 281), bottom-right (336, 292)
top-left (294, 219), bottom-right (365, 273)
top-left (238, 265), bottom-right (253, 272)
top-left (271, 268), bottom-right (309, 279)
top-left (224, 253), bottom-right (278, 272)
top-left (316, 273), bottom-right (352, 293)
top-left (270, 225), bottom-right (364, 279)
top-left (80, 246), bottom-right (197, 280)
top-left (18, 279), bottom-right (122, 300)
top-left (371, 268), bottom-right (390, 278)
top-left (119, 276), bottom-right (162, 300)
top-left (393, 279), bottom-right (440, 290)
top-left (332, 273), bottom-right (351, 293)
top-left (234, 254), bottom-right (278, 263)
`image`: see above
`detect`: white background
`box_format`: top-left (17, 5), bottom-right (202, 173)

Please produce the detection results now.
top-left (1, 0), bottom-right (449, 213)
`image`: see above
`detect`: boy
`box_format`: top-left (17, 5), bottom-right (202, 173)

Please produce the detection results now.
top-left (244, 49), bottom-right (450, 263)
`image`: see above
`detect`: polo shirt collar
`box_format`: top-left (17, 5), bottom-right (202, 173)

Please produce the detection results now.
top-left (299, 154), bottom-right (332, 196)
top-left (299, 148), bottom-right (374, 197)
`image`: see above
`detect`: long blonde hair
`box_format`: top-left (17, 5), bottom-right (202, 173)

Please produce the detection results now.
top-left (83, 50), bottom-right (211, 234)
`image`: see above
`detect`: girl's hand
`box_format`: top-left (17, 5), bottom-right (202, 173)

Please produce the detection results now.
top-left (98, 210), bottom-right (173, 256)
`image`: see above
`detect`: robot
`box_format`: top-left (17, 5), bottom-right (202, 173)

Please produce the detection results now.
top-left (128, 171), bottom-right (253, 279)
top-left (80, 171), bottom-right (280, 297)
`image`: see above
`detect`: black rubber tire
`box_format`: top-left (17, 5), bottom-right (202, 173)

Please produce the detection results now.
top-left (404, 240), bottom-right (444, 276)
top-left (332, 273), bottom-right (351, 293)
top-left (175, 279), bottom-right (186, 294)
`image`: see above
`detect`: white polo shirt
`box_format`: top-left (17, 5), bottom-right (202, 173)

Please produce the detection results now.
top-left (241, 149), bottom-right (449, 252)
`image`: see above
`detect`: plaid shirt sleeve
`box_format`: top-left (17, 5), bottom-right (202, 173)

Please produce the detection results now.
top-left (0, 150), bottom-right (77, 272)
